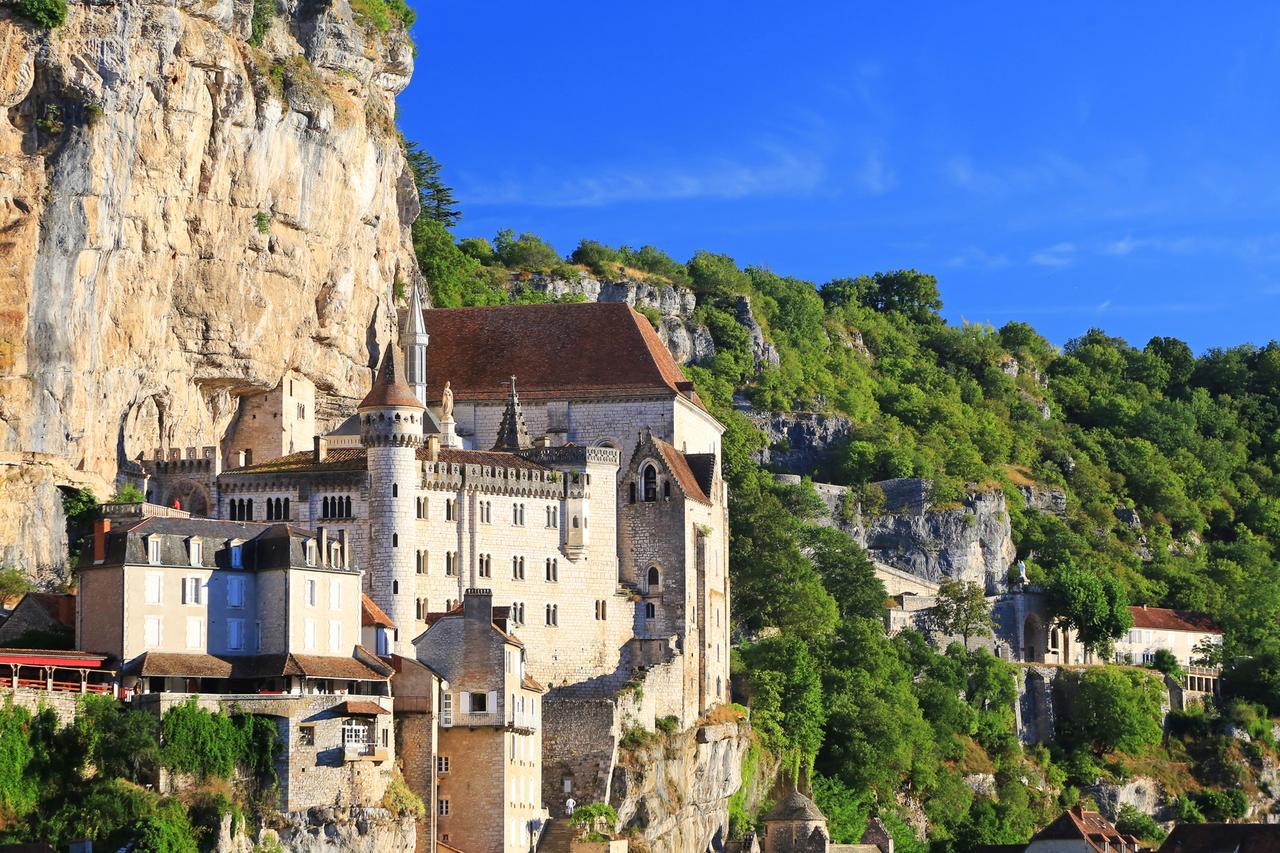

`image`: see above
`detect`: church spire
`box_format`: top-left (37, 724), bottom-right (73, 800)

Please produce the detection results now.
top-left (491, 375), bottom-right (532, 452)
top-left (402, 279), bottom-right (430, 406)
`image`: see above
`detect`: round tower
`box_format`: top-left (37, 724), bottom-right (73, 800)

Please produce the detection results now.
top-left (358, 344), bottom-right (425, 656)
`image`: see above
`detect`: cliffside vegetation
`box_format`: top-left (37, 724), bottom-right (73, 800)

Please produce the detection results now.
top-left (407, 151), bottom-right (1280, 845)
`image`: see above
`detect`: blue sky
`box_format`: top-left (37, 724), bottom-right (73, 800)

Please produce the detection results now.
top-left (396, 3), bottom-right (1280, 352)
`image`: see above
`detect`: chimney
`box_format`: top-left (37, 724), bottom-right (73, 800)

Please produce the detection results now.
top-left (317, 527), bottom-right (328, 566)
top-left (535, 434), bottom-right (552, 449)
top-left (463, 588), bottom-right (493, 624)
top-left (314, 435), bottom-right (328, 463)
top-left (236, 450), bottom-right (248, 468)
top-left (92, 518), bottom-right (111, 564)
top-left (425, 433), bottom-right (440, 461)
top-left (336, 530), bottom-right (347, 567)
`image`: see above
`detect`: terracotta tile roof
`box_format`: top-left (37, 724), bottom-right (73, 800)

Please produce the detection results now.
top-left (221, 447), bottom-right (368, 476)
top-left (1129, 606), bottom-right (1222, 634)
top-left (1034, 807), bottom-right (1137, 853)
top-left (362, 594), bottom-right (396, 629)
top-left (427, 447), bottom-right (550, 473)
top-left (123, 651), bottom-right (392, 680)
top-left (1158, 823), bottom-right (1280, 853)
top-left (521, 673), bottom-right (545, 693)
top-left (421, 303), bottom-right (704, 409)
top-left (653, 438), bottom-right (712, 505)
top-left (359, 344), bottom-right (423, 410)
top-left (334, 700), bottom-right (391, 716)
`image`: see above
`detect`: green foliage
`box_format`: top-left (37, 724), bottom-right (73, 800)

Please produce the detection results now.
top-left (253, 211), bottom-right (270, 234)
top-left (1197, 788), bottom-right (1248, 821)
top-left (570, 239), bottom-right (624, 278)
top-left (1148, 647), bottom-right (1184, 682)
top-left (1057, 668), bottom-right (1165, 755)
top-left (133, 798), bottom-right (199, 853)
top-left (655, 715), bottom-right (679, 735)
top-left (160, 700), bottom-right (278, 781)
top-left (1045, 562), bottom-right (1132, 656)
top-left (0, 700), bottom-right (38, 823)
top-left (62, 486), bottom-right (98, 566)
top-left (0, 567), bottom-right (33, 601)
top-left (15, 0), bottom-right (66, 29)
top-left (929, 578), bottom-right (995, 646)
top-left (350, 0), bottom-right (413, 32)
top-left (1116, 804), bottom-right (1166, 844)
top-left (812, 773), bottom-right (871, 843)
top-left (248, 0), bottom-right (274, 46)
top-left (569, 801), bottom-right (619, 827)
top-left (493, 229), bottom-right (560, 272)
top-left (404, 140), bottom-right (460, 227)
top-left (738, 633), bottom-right (826, 770)
top-left (110, 484), bottom-right (146, 504)
top-left (381, 770), bottom-right (426, 818)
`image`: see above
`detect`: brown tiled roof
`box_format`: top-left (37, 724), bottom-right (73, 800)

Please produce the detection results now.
top-left (362, 594), bottom-right (396, 629)
top-left (14, 593), bottom-right (75, 629)
top-left (222, 447), bottom-right (368, 476)
top-left (521, 673), bottom-right (545, 693)
top-left (1158, 824), bottom-right (1280, 853)
top-left (359, 345), bottom-right (423, 410)
top-left (123, 651), bottom-right (391, 680)
top-left (1129, 606), bottom-right (1222, 634)
top-left (653, 438), bottom-right (712, 505)
top-left (421, 303), bottom-right (704, 408)
top-left (1034, 807), bottom-right (1134, 853)
top-left (334, 700), bottom-right (391, 716)
top-left (427, 447), bottom-right (550, 472)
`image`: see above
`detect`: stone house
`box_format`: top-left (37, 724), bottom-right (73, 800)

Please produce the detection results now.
top-left (1023, 805), bottom-right (1140, 853)
top-left (1114, 606), bottom-right (1222, 669)
top-left (74, 515), bottom-right (396, 811)
top-left (415, 589), bottom-right (547, 853)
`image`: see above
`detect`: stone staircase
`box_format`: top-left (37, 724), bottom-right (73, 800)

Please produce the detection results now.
top-left (537, 818), bottom-right (575, 853)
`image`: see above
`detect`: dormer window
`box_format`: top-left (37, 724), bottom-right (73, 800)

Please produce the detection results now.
top-left (305, 540), bottom-right (317, 567)
top-left (188, 538), bottom-right (202, 567)
top-left (147, 536), bottom-right (161, 565)
top-left (229, 542), bottom-right (243, 569)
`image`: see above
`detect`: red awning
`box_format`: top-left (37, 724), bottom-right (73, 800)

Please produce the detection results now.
top-left (0, 651), bottom-right (110, 669)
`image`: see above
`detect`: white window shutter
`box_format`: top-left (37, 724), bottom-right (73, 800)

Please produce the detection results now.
top-left (459, 691), bottom-right (470, 714)
top-left (487, 691), bottom-right (497, 715)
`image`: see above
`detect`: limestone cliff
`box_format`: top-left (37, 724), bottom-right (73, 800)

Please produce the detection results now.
top-left (0, 0), bottom-right (418, 571)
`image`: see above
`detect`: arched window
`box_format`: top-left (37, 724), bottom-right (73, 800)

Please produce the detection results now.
top-left (344, 496), bottom-right (352, 517)
top-left (716, 677), bottom-right (723, 698)
top-left (647, 566), bottom-right (660, 591)
top-left (572, 516), bottom-right (579, 529)
top-left (246, 499), bottom-right (253, 520)
top-left (392, 533), bottom-right (398, 548)
top-left (283, 498), bottom-right (290, 520)
top-left (392, 483), bottom-right (398, 498)
top-left (642, 465), bottom-right (657, 502)
top-left (322, 497), bottom-right (330, 519)
top-left (629, 482), bottom-right (637, 504)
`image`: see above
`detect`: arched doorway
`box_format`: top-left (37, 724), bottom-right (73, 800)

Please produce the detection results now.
top-left (1022, 613), bottom-right (1046, 663)
top-left (164, 480), bottom-right (210, 517)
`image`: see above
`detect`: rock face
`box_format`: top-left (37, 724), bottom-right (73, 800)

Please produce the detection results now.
top-left (733, 295), bottom-right (779, 372)
top-left (749, 410), bottom-right (852, 473)
top-left (1018, 483), bottom-right (1067, 516)
top-left (527, 275), bottom-right (714, 364)
top-left (611, 722), bottom-right (748, 853)
top-left (0, 0), bottom-right (418, 571)
top-left (212, 809), bottom-right (416, 853)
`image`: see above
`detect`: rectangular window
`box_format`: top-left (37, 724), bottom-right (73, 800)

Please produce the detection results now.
top-left (436, 755), bottom-right (450, 773)
top-left (181, 576), bottom-right (201, 605)
top-left (306, 579), bottom-right (317, 607)
top-left (254, 621), bottom-right (262, 651)
top-left (470, 692), bottom-right (488, 714)
top-left (227, 575), bottom-right (245, 608)
top-left (227, 618), bottom-right (244, 651)
top-left (328, 620), bottom-right (341, 653)
top-left (298, 725), bottom-right (315, 747)
top-left (437, 799), bottom-right (450, 817)
top-left (329, 579), bottom-right (341, 610)
top-left (188, 539), bottom-right (202, 567)
top-left (304, 618), bottom-right (317, 650)
top-left (230, 543), bottom-right (243, 569)
top-left (144, 615), bottom-right (161, 647)
top-left (147, 537), bottom-right (161, 565)
top-left (440, 692), bottom-right (453, 727)
top-left (145, 572), bottom-right (162, 604)
top-left (185, 617), bottom-right (203, 650)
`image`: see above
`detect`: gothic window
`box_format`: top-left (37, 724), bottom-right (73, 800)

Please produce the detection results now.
top-left (392, 580), bottom-right (399, 595)
top-left (392, 533), bottom-right (398, 548)
top-left (545, 559), bottom-right (558, 582)
top-left (392, 483), bottom-right (398, 498)
top-left (246, 499), bottom-right (254, 520)
top-left (344, 496), bottom-right (352, 517)
top-left (322, 497), bottom-right (330, 519)
top-left (479, 554), bottom-right (492, 578)
top-left (647, 566), bottom-right (660, 591)
top-left (629, 482), bottom-right (637, 504)
top-left (572, 516), bottom-right (579, 529)
top-left (445, 499), bottom-right (454, 521)
top-left (545, 604), bottom-right (558, 626)
top-left (642, 465), bottom-right (657, 502)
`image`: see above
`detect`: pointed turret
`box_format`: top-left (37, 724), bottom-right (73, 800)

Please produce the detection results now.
top-left (402, 280), bottom-right (430, 407)
top-left (492, 375), bottom-right (533, 452)
top-left (359, 345), bottom-right (423, 412)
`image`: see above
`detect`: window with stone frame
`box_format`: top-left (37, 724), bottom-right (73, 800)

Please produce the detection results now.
top-left (512, 556), bottom-right (525, 580)
top-left (298, 724), bottom-right (315, 747)
top-left (436, 755), bottom-right (450, 773)
top-left (437, 799), bottom-right (450, 817)
top-left (545, 558), bottom-right (558, 582)
top-left (479, 553), bottom-right (492, 578)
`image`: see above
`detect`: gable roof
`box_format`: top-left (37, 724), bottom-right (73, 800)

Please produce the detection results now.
top-left (653, 438), bottom-right (713, 505)
top-left (421, 303), bottom-right (703, 408)
top-left (1033, 807), bottom-right (1137, 853)
top-left (361, 594), bottom-right (396, 629)
top-left (9, 593), bottom-right (75, 629)
top-left (1129, 606), bottom-right (1221, 634)
top-left (1158, 823), bottom-right (1280, 853)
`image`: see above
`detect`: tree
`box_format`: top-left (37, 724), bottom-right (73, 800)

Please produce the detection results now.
top-left (493, 230), bottom-right (560, 272)
top-left (0, 567), bottom-right (33, 602)
top-left (738, 633), bottom-right (827, 772)
top-left (1148, 648), bottom-right (1184, 683)
top-left (861, 270), bottom-right (943, 323)
top-left (1045, 562), bottom-right (1132, 656)
top-left (403, 140), bottom-right (460, 227)
top-left (1057, 667), bottom-right (1164, 754)
top-left (929, 579), bottom-right (994, 648)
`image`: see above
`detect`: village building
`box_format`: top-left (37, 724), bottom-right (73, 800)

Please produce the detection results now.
top-left (1114, 606), bottom-right (1222, 669)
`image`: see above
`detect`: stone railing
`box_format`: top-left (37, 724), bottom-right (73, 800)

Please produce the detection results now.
top-left (100, 501), bottom-right (191, 519)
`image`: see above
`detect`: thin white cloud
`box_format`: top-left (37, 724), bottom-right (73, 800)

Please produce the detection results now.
top-left (1097, 299), bottom-right (1112, 312)
top-left (1030, 242), bottom-right (1077, 268)
top-left (945, 247), bottom-right (1009, 269)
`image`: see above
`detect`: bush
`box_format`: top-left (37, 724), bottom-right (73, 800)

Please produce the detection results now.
top-left (381, 770), bottom-right (426, 818)
top-left (160, 700), bottom-right (278, 781)
top-left (253, 212), bottom-right (270, 235)
top-left (570, 802), bottom-right (618, 837)
top-left (1115, 804), bottom-right (1166, 844)
top-left (1198, 788), bottom-right (1248, 821)
top-left (134, 798), bottom-right (199, 853)
top-left (0, 567), bottom-right (33, 601)
top-left (1148, 648), bottom-right (1184, 682)
top-left (655, 715), bottom-right (679, 736)
top-left (1174, 795), bottom-right (1205, 823)
top-left (248, 0), bottom-right (274, 45)
top-left (570, 240), bottom-right (623, 278)
top-left (493, 229), bottom-right (560, 272)
top-left (15, 0), bottom-right (67, 28)
top-left (1057, 667), bottom-right (1164, 755)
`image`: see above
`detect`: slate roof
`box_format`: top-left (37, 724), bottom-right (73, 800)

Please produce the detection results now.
top-left (766, 789), bottom-right (826, 822)
top-left (1129, 606), bottom-right (1222, 634)
top-left (11, 593), bottom-right (75, 629)
top-left (221, 447), bottom-right (368, 476)
top-left (421, 303), bottom-right (704, 408)
top-left (653, 437), bottom-right (713, 505)
top-left (122, 650), bottom-right (392, 680)
top-left (359, 344), bottom-right (423, 410)
top-left (1158, 823), bottom-right (1280, 853)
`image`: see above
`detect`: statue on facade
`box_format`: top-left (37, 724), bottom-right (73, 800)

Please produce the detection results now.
top-left (441, 381), bottom-right (454, 420)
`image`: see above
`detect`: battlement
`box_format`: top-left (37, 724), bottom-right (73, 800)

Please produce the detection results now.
top-left (140, 446), bottom-right (220, 475)
top-left (520, 445), bottom-right (621, 468)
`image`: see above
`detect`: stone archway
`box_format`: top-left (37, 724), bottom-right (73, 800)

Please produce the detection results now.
top-left (164, 479), bottom-right (210, 516)
top-left (1022, 613), bottom-right (1046, 663)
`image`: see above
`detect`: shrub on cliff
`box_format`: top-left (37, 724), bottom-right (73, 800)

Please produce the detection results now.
top-left (15, 0), bottom-right (66, 28)
top-left (1056, 668), bottom-right (1164, 755)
